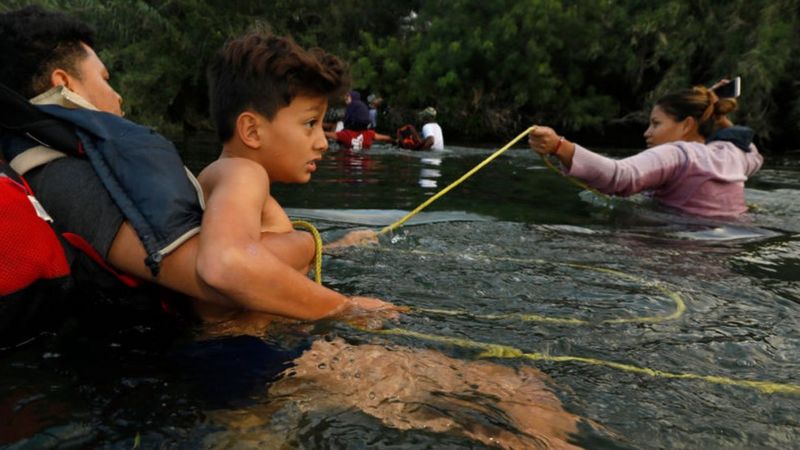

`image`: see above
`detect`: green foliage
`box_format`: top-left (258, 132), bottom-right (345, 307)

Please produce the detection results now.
top-left (3, 0), bottom-right (798, 148)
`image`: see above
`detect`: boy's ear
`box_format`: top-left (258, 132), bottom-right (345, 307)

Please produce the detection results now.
top-left (235, 112), bottom-right (262, 149)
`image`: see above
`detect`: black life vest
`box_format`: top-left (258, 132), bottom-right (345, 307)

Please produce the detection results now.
top-left (0, 160), bottom-right (139, 302)
top-left (0, 82), bottom-right (159, 309)
top-left (0, 82), bottom-right (203, 277)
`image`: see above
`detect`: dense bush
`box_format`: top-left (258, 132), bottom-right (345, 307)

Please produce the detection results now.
top-left (2, 0), bottom-right (798, 149)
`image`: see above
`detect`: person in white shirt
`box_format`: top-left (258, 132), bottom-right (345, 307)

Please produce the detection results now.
top-left (419, 106), bottom-right (444, 150)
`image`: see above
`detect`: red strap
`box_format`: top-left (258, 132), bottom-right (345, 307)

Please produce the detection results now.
top-left (18, 173), bottom-right (33, 194)
top-left (61, 232), bottom-right (141, 288)
top-left (1, 172), bottom-right (31, 195)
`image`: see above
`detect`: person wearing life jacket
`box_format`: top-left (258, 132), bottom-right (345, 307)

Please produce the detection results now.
top-left (396, 123), bottom-right (425, 150)
top-left (0, 6), bottom-right (392, 321)
top-left (395, 107), bottom-right (445, 151)
top-left (325, 91), bottom-right (393, 150)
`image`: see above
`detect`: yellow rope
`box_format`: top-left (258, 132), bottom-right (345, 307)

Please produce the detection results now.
top-left (540, 154), bottom-right (610, 201)
top-left (378, 126), bottom-right (617, 236)
top-left (379, 127), bottom-right (535, 235)
top-left (367, 327), bottom-right (800, 396)
top-left (292, 211), bottom-right (796, 397)
top-left (292, 220), bottom-right (323, 284)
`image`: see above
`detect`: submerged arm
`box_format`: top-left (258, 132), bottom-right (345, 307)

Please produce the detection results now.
top-left (108, 158), bottom-right (394, 320)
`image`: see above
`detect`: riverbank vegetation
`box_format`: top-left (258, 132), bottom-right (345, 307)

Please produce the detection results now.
top-left (3, 0), bottom-right (798, 150)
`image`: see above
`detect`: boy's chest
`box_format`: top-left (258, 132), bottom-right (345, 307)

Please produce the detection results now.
top-left (260, 195), bottom-right (292, 233)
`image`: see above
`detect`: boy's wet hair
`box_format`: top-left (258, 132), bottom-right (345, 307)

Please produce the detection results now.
top-left (0, 6), bottom-right (95, 98)
top-left (207, 32), bottom-right (350, 141)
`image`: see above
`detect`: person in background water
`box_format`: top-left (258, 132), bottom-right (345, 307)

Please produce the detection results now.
top-left (419, 106), bottom-right (444, 150)
top-left (326, 91), bottom-right (391, 150)
top-left (395, 123), bottom-right (426, 150)
top-left (396, 106), bottom-right (445, 151)
top-left (528, 83), bottom-right (763, 218)
top-left (367, 94), bottom-right (382, 129)
top-left (343, 90), bottom-right (370, 130)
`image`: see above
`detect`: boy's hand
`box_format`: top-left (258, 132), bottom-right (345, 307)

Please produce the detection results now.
top-left (348, 296), bottom-right (403, 313)
top-left (334, 296), bottom-right (409, 328)
top-left (324, 229), bottom-right (379, 251)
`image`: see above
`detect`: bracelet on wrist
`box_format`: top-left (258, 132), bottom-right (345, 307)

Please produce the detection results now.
top-left (553, 136), bottom-right (565, 155)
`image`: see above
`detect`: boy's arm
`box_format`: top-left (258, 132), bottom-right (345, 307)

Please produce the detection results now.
top-left (107, 220), bottom-right (316, 298)
top-left (262, 230), bottom-right (315, 273)
top-left (193, 158), bottom-right (379, 319)
top-left (109, 223), bottom-right (393, 320)
top-left (107, 158), bottom-right (394, 319)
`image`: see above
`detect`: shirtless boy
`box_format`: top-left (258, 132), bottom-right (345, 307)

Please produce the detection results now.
top-left (198, 32), bottom-right (394, 319)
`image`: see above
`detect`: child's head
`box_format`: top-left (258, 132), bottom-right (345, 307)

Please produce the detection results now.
top-left (0, 6), bottom-right (123, 116)
top-left (207, 32), bottom-right (349, 142)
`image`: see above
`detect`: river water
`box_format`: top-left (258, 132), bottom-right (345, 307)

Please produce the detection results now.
top-left (1, 141), bottom-right (798, 449)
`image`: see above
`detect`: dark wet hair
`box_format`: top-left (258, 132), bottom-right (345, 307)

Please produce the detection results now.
top-left (656, 86), bottom-right (738, 138)
top-left (207, 32), bottom-right (350, 141)
top-left (0, 6), bottom-right (95, 98)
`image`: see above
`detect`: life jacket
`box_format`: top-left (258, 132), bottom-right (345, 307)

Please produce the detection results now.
top-left (0, 160), bottom-right (70, 340)
top-left (396, 124), bottom-right (423, 150)
top-left (1, 84), bottom-right (204, 277)
top-left (0, 160), bottom-right (72, 300)
top-left (0, 156), bottom-right (141, 298)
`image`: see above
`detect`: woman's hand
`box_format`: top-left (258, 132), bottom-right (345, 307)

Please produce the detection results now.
top-left (528, 125), bottom-right (576, 168)
top-left (528, 125), bottom-right (563, 156)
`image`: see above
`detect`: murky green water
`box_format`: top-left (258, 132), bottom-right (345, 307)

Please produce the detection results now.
top-left (2, 142), bottom-right (798, 448)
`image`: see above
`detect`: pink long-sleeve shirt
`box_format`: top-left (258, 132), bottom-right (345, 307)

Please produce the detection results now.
top-left (565, 140), bottom-right (763, 217)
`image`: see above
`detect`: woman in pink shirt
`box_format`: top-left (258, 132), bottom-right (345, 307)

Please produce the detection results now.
top-left (528, 85), bottom-right (763, 218)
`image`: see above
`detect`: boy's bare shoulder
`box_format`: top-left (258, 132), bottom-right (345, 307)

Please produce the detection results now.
top-left (198, 157), bottom-right (269, 187)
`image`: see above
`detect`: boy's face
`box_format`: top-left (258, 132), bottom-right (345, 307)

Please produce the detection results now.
top-left (257, 95), bottom-right (329, 183)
